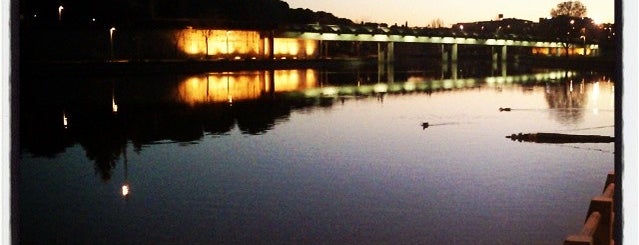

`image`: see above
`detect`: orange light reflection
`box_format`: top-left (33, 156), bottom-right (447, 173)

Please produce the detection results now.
top-left (177, 70), bottom-right (318, 105)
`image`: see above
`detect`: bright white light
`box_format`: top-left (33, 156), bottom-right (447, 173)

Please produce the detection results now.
top-left (403, 82), bottom-right (416, 91)
top-left (112, 97), bottom-right (118, 113)
top-left (322, 87), bottom-right (338, 96)
top-left (62, 112), bottom-right (68, 128)
top-left (373, 84), bottom-right (388, 93)
top-left (121, 184), bottom-right (130, 197)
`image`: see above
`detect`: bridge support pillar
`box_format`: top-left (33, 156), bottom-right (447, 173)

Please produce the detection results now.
top-left (501, 45), bottom-right (507, 62)
top-left (377, 42), bottom-right (395, 63)
top-left (378, 43), bottom-right (384, 62)
top-left (451, 43), bottom-right (458, 62)
top-left (441, 45), bottom-right (448, 62)
top-left (387, 42), bottom-right (395, 63)
top-left (451, 62), bottom-right (458, 80)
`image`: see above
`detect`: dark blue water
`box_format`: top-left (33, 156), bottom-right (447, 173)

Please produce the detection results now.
top-left (18, 61), bottom-right (615, 244)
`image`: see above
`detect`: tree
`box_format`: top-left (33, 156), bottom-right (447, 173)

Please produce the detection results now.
top-left (550, 1), bottom-right (587, 18)
top-left (430, 18), bottom-right (444, 28)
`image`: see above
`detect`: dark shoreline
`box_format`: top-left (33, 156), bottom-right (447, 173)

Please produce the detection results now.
top-left (517, 55), bottom-right (617, 71)
top-left (21, 58), bottom-right (374, 76)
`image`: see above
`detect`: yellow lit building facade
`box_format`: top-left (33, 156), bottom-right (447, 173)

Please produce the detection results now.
top-left (175, 29), bottom-right (319, 59)
top-left (531, 46), bottom-right (597, 56)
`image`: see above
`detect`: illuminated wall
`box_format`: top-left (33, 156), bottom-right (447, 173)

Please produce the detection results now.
top-left (176, 29), bottom-right (318, 59)
top-left (176, 70), bottom-right (319, 105)
top-left (532, 47), bottom-right (593, 56)
top-left (273, 38), bottom-right (318, 58)
top-left (176, 29), bottom-right (262, 57)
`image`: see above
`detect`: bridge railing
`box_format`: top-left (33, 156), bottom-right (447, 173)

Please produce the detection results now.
top-left (283, 24), bottom-right (560, 42)
top-left (564, 172), bottom-right (615, 245)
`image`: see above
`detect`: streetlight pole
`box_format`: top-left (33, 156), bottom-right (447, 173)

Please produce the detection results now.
top-left (58, 6), bottom-right (63, 22)
top-left (109, 27), bottom-right (116, 60)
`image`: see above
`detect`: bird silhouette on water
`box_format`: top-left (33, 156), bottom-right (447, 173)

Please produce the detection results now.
top-left (421, 122), bottom-right (429, 130)
top-left (499, 107), bottom-right (511, 112)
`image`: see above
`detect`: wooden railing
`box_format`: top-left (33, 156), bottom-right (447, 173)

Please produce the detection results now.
top-left (564, 172), bottom-right (615, 245)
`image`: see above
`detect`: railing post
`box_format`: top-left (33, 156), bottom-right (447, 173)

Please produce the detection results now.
top-left (565, 212), bottom-right (602, 245)
top-left (564, 173), bottom-right (615, 245)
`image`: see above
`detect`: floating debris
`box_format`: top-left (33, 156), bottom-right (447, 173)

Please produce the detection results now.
top-left (506, 132), bottom-right (614, 144)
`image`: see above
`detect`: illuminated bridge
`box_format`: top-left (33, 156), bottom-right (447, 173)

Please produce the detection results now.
top-left (274, 24), bottom-right (598, 62)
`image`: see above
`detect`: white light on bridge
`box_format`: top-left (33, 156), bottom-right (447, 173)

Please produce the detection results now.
top-left (322, 87), bottom-right (338, 96)
top-left (443, 80), bottom-right (454, 89)
top-left (373, 84), bottom-right (388, 93)
top-left (403, 82), bottom-right (416, 91)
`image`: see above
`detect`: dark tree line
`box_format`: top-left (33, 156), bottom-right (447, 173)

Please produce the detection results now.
top-left (20, 0), bottom-right (353, 28)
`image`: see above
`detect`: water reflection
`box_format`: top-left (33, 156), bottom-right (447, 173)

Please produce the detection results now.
top-left (544, 75), bottom-right (614, 124)
top-left (177, 69), bottom-right (319, 105)
top-left (20, 63), bottom-right (615, 182)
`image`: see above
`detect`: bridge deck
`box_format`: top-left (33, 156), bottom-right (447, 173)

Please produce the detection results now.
top-left (276, 24), bottom-right (596, 49)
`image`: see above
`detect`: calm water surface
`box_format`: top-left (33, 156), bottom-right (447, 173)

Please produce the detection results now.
top-left (18, 61), bottom-right (615, 244)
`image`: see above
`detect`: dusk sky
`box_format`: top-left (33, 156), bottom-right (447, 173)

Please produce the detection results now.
top-left (284, 0), bottom-right (615, 26)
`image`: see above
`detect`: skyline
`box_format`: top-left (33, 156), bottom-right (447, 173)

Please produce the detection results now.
top-left (284, 0), bottom-right (615, 27)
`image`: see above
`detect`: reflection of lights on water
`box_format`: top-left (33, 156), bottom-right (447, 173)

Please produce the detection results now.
top-left (373, 83), bottom-right (388, 93)
top-left (591, 82), bottom-right (600, 114)
top-left (403, 82), bottom-right (416, 91)
top-left (443, 80), bottom-right (454, 89)
top-left (121, 184), bottom-right (130, 197)
top-left (112, 97), bottom-right (118, 113)
top-left (610, 85), bottom-right (615, 107)
top-left (322, 87), bottom-right (338, 96)
top-left (62, 112), bottom-right (68, 128)
top-left (569, 80), bottom-right (573, 93)
top-left (591, 82), bottom-right (600, 100)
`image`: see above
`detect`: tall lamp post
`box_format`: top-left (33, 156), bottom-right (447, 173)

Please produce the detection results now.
top-left (58, 6), bottom-right (63, 22)
top-left (109, 27), bottom-right (116, 60)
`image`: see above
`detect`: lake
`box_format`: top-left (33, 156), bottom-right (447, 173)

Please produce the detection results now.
top-left (17, 60), bottom-right (615, 244)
